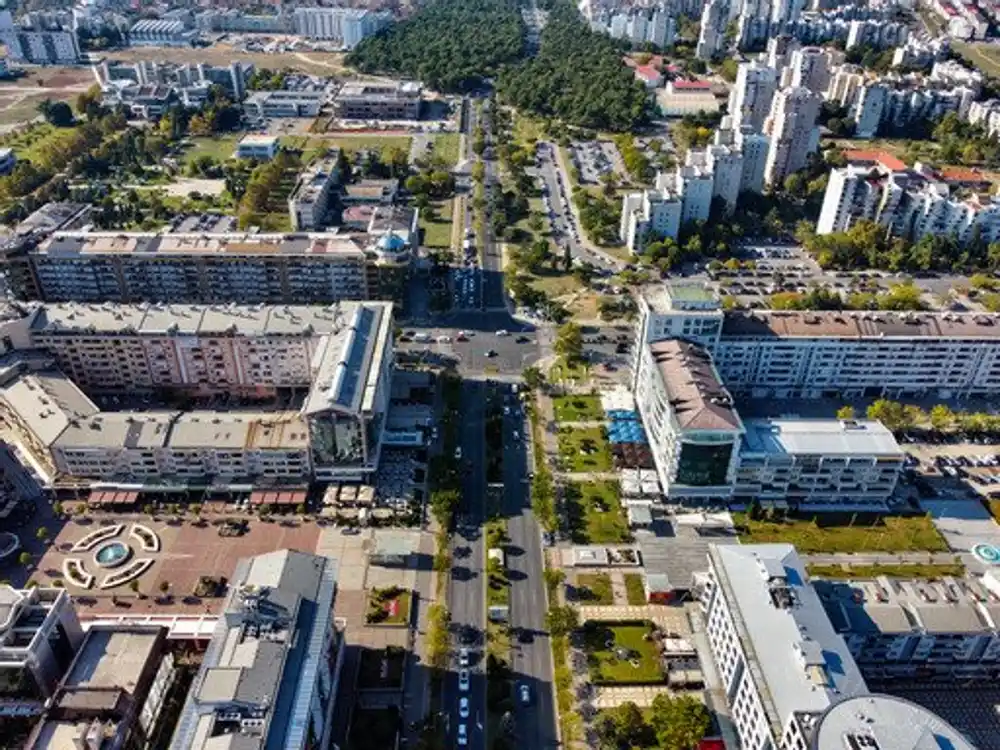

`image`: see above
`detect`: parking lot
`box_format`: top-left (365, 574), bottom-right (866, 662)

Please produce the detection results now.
top-left (567, 140), bottom-right (622, 185)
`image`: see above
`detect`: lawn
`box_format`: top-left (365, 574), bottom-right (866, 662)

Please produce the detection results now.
top-left (326, 134), bottom-right (412, 155)
top-left (583, 621), bottom-right (664, 685)
top-left (564, 480), bottom-right (629, 544)
top-left (179, 135), bottom-right (241, 166)
top-left (576, 573), bottom-right (614, 605)
top-left (954, 41), bottom-right (1000, 79)
top-left (733, 512), bottom-right (949, 554)
top-left (366, 587), bottom-right (412, 626)
top-left (557, 425), bottom-right (613, 472)
top-left (549, 359), bottom-right (590, 384)
top-left (2, 122), bottom-right (77, 164)
top-left (430, 132), bottom-right (460, 166)
top-left (552, 394), bottom-right (604, 422)
top-left (420, 198), bottom-right (454, 249)
top-left (806, 562), bottom-right (965, 580)
top-left (513, 112), bottom-right (543, 148)
top-left (624, 573), bottom-right (647, 606)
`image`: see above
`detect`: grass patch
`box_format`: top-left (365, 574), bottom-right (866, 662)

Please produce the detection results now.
top-left (552, 394), bottom-right (603, 422)
top-left (624, 573), bottom-right (646, 605)
top-left (564, 480), bottom-right (629, 544)
top-left (2, 122), bottom-right (77, 164)
top-left (557, 425), bottom-right (612, 472)
top-left (365, 586), bottom-right (412, 626)
top-left (582, 621), bottom-right (664, 685)
top-left (807, 562), bottom-right (966, 580)
top-left (549, 359), bottom-right (590, 384)
top-left (576, 573), bottom-right (614, 605)
top-left (326, 134), bottom-right (412, 155)
top-left (733, 512), bottom-right (949, 554)
top-left (430, 132), bottom-right (460, 166)
top-left (513, 112), bottom-right (544, 147)
top-left (487, 619), bottom-right (511, 664)
top-left (954, 41), bottom-right (1000, 79)
top-left (420, 198), bottom-right (454, 249)
top-left (179, 135), bottom-right (242, 166)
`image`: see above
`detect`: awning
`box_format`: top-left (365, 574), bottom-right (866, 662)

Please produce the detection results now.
top-left (88, 490), bottom-right (138, 506)
top-left (249, 489), bottom-right (307, 506)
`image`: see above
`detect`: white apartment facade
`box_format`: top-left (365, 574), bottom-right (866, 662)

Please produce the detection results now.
top-left (620, 188), bottom-right (683, 250)
top-left (815, 164), bottom-right (883, 234)
top-left (729, 60), bottom-right (778, 133)
top-left (288, 153), bottom-right (343, 231)
top-left (292, 7), bottom-right (390, 47)
top-left (0, 10), bottom-right (80, 64)
top-left (787, 46), bottom-right (830, 95)
top-left (764, 86), bottom-right (821, 187)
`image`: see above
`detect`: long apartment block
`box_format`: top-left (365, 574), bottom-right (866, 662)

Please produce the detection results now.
top-left (0, 301), bottom-right (394, 487)
top-left (0, 230), bottom-right (405, 305)
top-left (637, 282), bottom-right (1000, 399)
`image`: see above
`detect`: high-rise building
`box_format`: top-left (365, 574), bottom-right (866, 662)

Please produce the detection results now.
top-left (0, 10), bottom-right (80, 64)
top-left (620, 188), bottom-right (683, 249)
top-left (852, 82), bottom-right (887, 138)
top-left (696, 0), bottom-right (726, 60)
top-left (815, 163), bottom-right (883, 234)
top-left (729, 60), bottom-right (778, 133)
top-left (736, 128), bottom-right (770, 194)
top-left (764, 86), bottom-right (820, 187)
top-left (292, 7), bottom-right (390, 48)
top-left (787, 46), bottom-right (830, 95)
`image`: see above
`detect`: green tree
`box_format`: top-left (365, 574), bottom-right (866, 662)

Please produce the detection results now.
top-left (545, 605), bottom-right (579, 636)
top-left (836, 406), bottom-right (856, 420)
top-left (18, 551), bottom-right (32, 566)
top-left (522, 366), bottom-right (545, 391)
top-left (929, 404), bottom-right (954, 432)
top-left (37, 99), bottom-right (74, 127)
top-left (35, 527), bottom-right (48, 541)
top-left (554, 322), bottom-right (584, 363)
top-left (648, 693), bottom-right (711, 750)
top-left (866, 399), bottom-right (912, 432)
top-left (430, 489), bottom-right (461, 527)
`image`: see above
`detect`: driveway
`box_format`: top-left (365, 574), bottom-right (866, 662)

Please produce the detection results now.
top-left (922, 498), bottom-right (1000, 573)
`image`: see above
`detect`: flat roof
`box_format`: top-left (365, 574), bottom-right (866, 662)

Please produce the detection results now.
top-left (647, 339), bottom-right (742, 432)
top-left (238, 135), bottom-right (279, 146)
top-left (709, 544), bottom-right (868, 736)
top-left (58, 627), bottom-right (162, 709)
top-left (37, 231), bottom-right (369, 259)
top-left (722, 310), bottom-right (1000, 340)
top-left (741, 418), bottom-right (902, 457)
top-left (811, 694), bottom-right (976, 750)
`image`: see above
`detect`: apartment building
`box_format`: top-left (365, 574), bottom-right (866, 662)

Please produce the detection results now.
top-left (334, 81), bottom-right (422, 121)
top-left (0, 302), bottom-right (394, 486)
top-left (235, 135), bottom-right (280, 161)
top-left (8, 231), bottom-right (374, 305)
top-left (734, 419), bottom-right (904, 510)
top-left (696, 0), bottom-right (726, 60)
top-left (128, 19), bottom-right (198, 47)
top-left (815, 163), bottom-right (884, 234)
top-left (697, 544), bottom-right (975, 750)
top-left (243, 90), bottom-right (326, 119)
top-left (25, 626), bottom-right (175, 750)
top-left (634, 338), bottom-right (744, 503)
top-left (288, 151), bottom-right (343, 230)
top-left (169, 550), bottom-right (344, 750)
top-left (786, 46), bottom-right (830, 96)
top-left (620, 187), bottom-right (683, 250)
top-left (0, 585), bottom-right (84, 717)
top-left (587, 7), bottom-right (676, 48)
top-left (817, 575), bottom-right (1000, 683)
top-left (95, 61), bottom-right (254, 101)
top-left (292, 7), bottom-right (390, 47)
top-left (764, 86), bottom-right (820, 188)
top-left (729, 60), bottom-right (778, 133)
top-left (0, 11), bottom-right (80, 64)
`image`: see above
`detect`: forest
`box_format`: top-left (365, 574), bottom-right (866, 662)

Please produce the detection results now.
top-left (495, 0), bottom-right (649, 131)
top-left (345, 0), bottom-right (526, 92)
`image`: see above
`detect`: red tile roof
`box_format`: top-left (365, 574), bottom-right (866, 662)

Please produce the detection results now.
top-left (671, 80), bottom-right (712, 90)
top-left (843, 150), bottom-right (907, 172)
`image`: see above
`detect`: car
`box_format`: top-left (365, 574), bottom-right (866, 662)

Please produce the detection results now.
top-left (459, 697), bottom-right (470, 719)
top-left (340, 526), bottom-right (360, 535)
top-left (455, 446), bottom-right (462, 460)
top-left (459, 669), bottom-right (470, 692)
top-left (515, 336), bottom-right (530, 343)
top-left (485, 349), bottom-right (498, 357)
top-left (495, 329), bottom-right (510, 336)
top-left (437, 335), bottom-right (452, 343)
top-left (458, 647), bottom-right (470, 667)
top-left (518, 683), bottom-right (532, 705)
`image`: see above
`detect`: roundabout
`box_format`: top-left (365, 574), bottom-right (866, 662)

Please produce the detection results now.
top-left (63, 524), bottom-right (161, 590)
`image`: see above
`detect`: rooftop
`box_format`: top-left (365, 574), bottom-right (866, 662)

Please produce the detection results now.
top-left (289, 152), bottom-right (342, 206)
top-left (741, 419), bottom-right (903, 457)
top-left (811, 693), bottom-right (977, 750)
top-left (38, 231), bottom-right (369, 259)
top-left (238, 135), bottom-right (280, 147)
top-left (843, 150), bottom-right (907, 172)
top-left (647, 339), bottom-right (742, 433)
top-left (337, 81), bottom-right (421, 100)
top-left (721, 310), bottom-right (1000, 340)
top-left (709, 544), bottom-right (869, 737)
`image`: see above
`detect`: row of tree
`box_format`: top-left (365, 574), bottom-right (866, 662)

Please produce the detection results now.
top-left (841, 400), bottom-right (1000, 436)
top-left (594, 696), bottom-right (711, 750)
top-left (346, 0), bottom-right (525, 92)
top-left (769, 282), bottom-right (925, 312)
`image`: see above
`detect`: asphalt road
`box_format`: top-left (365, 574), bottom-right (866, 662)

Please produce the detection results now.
top-left (445, 379), bottom-right (489, 750)
top-left (502, 385), bottom-right (558, 749)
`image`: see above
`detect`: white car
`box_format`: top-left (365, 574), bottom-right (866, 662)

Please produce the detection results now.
top-left (437, 335), bottom-right (452, 344)
top-left (459, 696), bottom-right (470, 719)
top-left (459, 669), bottom-right (470, 692)
top-left (457, 724), bottom-right (468, 746)
top-left (495, 329), bottom-right (509, 337)
top-left (458, 648), bottom-right (470, 667)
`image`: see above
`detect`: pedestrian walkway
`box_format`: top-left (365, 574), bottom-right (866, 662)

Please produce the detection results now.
top-left (577, 605), bottom-right (689, 634)
top-left (592, 685), bottom-right (673, 708)
top-left (609, 570), bottom-right (628, 606)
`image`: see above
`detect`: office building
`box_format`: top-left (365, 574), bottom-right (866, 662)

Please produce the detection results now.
top-left (764, 86), bottom-right (820, 187)
top-left (243, 90), bottom-right (326, 119)
top-left (168, 549), bottom-right (344, 750)
top-left (0, 10), bottom-right (80, 64)
top-left (288, 151), bottom-right (343, 230)
top-left (698, 544), bottom-right (974, 750)
top-left (729, 60), bottom-right (778, 133)
top-left (0, 302), bottom-right (394, 486)
top-left (235, 134), bottom-right (280, 161)
top-left (292, 7), bottom-right (390, 47)
top-left (95, 60), bottom-right (253, 103)
top-left (0, 585), bottom-right (84, 717)
top-left (634, 338), bottom-right (744, 502)
top-left (334, 81), bottom-right (422, 121)
top-left (9, 231), bottom-right (375, 305)
top-left (734, 419), bottom-right (904, 510)
top-left (128, 19), bottom-right (198, 47)
top-left (25, 625), bottom-right (175, 750)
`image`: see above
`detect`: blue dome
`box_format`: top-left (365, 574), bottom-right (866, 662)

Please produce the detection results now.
top-left (377, 231), bottom-right (406, 252)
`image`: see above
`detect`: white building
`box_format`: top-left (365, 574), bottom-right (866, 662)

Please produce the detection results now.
top-left (235, 135), bottom-right (280, 161)
top-left (244, 90), bottom-right (326, 119)
top-left (168, 550), bottom-right (345, 750)
top-left (735, 418), bottom-right (904, 510)
top-left (787, 46), bottom-right (830, 95)
top-left (764, 86), bottom-right (820, 187)
top-left (698, 544), bottom-right (974, 750)
top-left (292, 7), bottom-right (390, 48)
top-left (815, 163), bottom-right (883, 234)
top-left (825, 64), bottom-right (865, 108)
top-left (674, 164), bottom-right (714, 223)
top-left (288, 151), bottom-right (343, 231)
top-left (620, 186), bottom-right (683, 250)
top-left (128, 19), bottom-right (197, 47)
top-left (736, 127), bottom-right (769, 194)
top-left (729, 60), bottom-right (778, 133)
top-left (851, 82), bottom-right (887, 138)
top-left (0, 585), bottom-right (84, 716)
top-left (697, 0), bottom-right (726, 60)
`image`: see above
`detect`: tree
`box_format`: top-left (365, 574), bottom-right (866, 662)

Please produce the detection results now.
top-left (543, 567), bottom-right (565, 593)
top-left (143, 503), bottom-right (155, 517)
top-left (37, 99), bottom-right (74, 127)
top-left (836, 406), bottom-right (856, 420)
top-left (159, 580), bottom-right (170, 594)
top-left (866, 399), bottom-right (912, 432)
top-left (35, 527), bottom-right (48, 541)
top-left (612, 702), bottom-right (648, 747)
top-left (129, 579), bottom-right (140, 594)
top-left (929, 404), bottom-right (954, 432)
top-left (545, 605), bottom-right (579, 636)
top-left (295, 502), bottom-right (307, 516)
top-left (189, 503), bottom-right (202, 517)
top-left (648, 693), bottom-right (711, 750)
top-left (522, 366), bottom-right (545, 391)
top-left (430, 489), bottom-right (460, 527)
top-left (554, 322), bottom-right (583, 364)
top-left (18, 551), bottom-right (32, 566)
top-left (52, 502), bottom-right (64, 517)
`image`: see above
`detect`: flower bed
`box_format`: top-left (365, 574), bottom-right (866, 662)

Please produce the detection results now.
top-left (72, 524), bottom-right (123, 552)
top-left (129, 524), bottom-right (160, 553)
top-left (100, 559), bottom-right (153, 589)
top-left (63, 559), bottom-right (94, 589)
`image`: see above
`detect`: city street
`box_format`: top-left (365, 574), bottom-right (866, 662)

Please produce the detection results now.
top-left (503, 385), bottom-right (558, 749)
